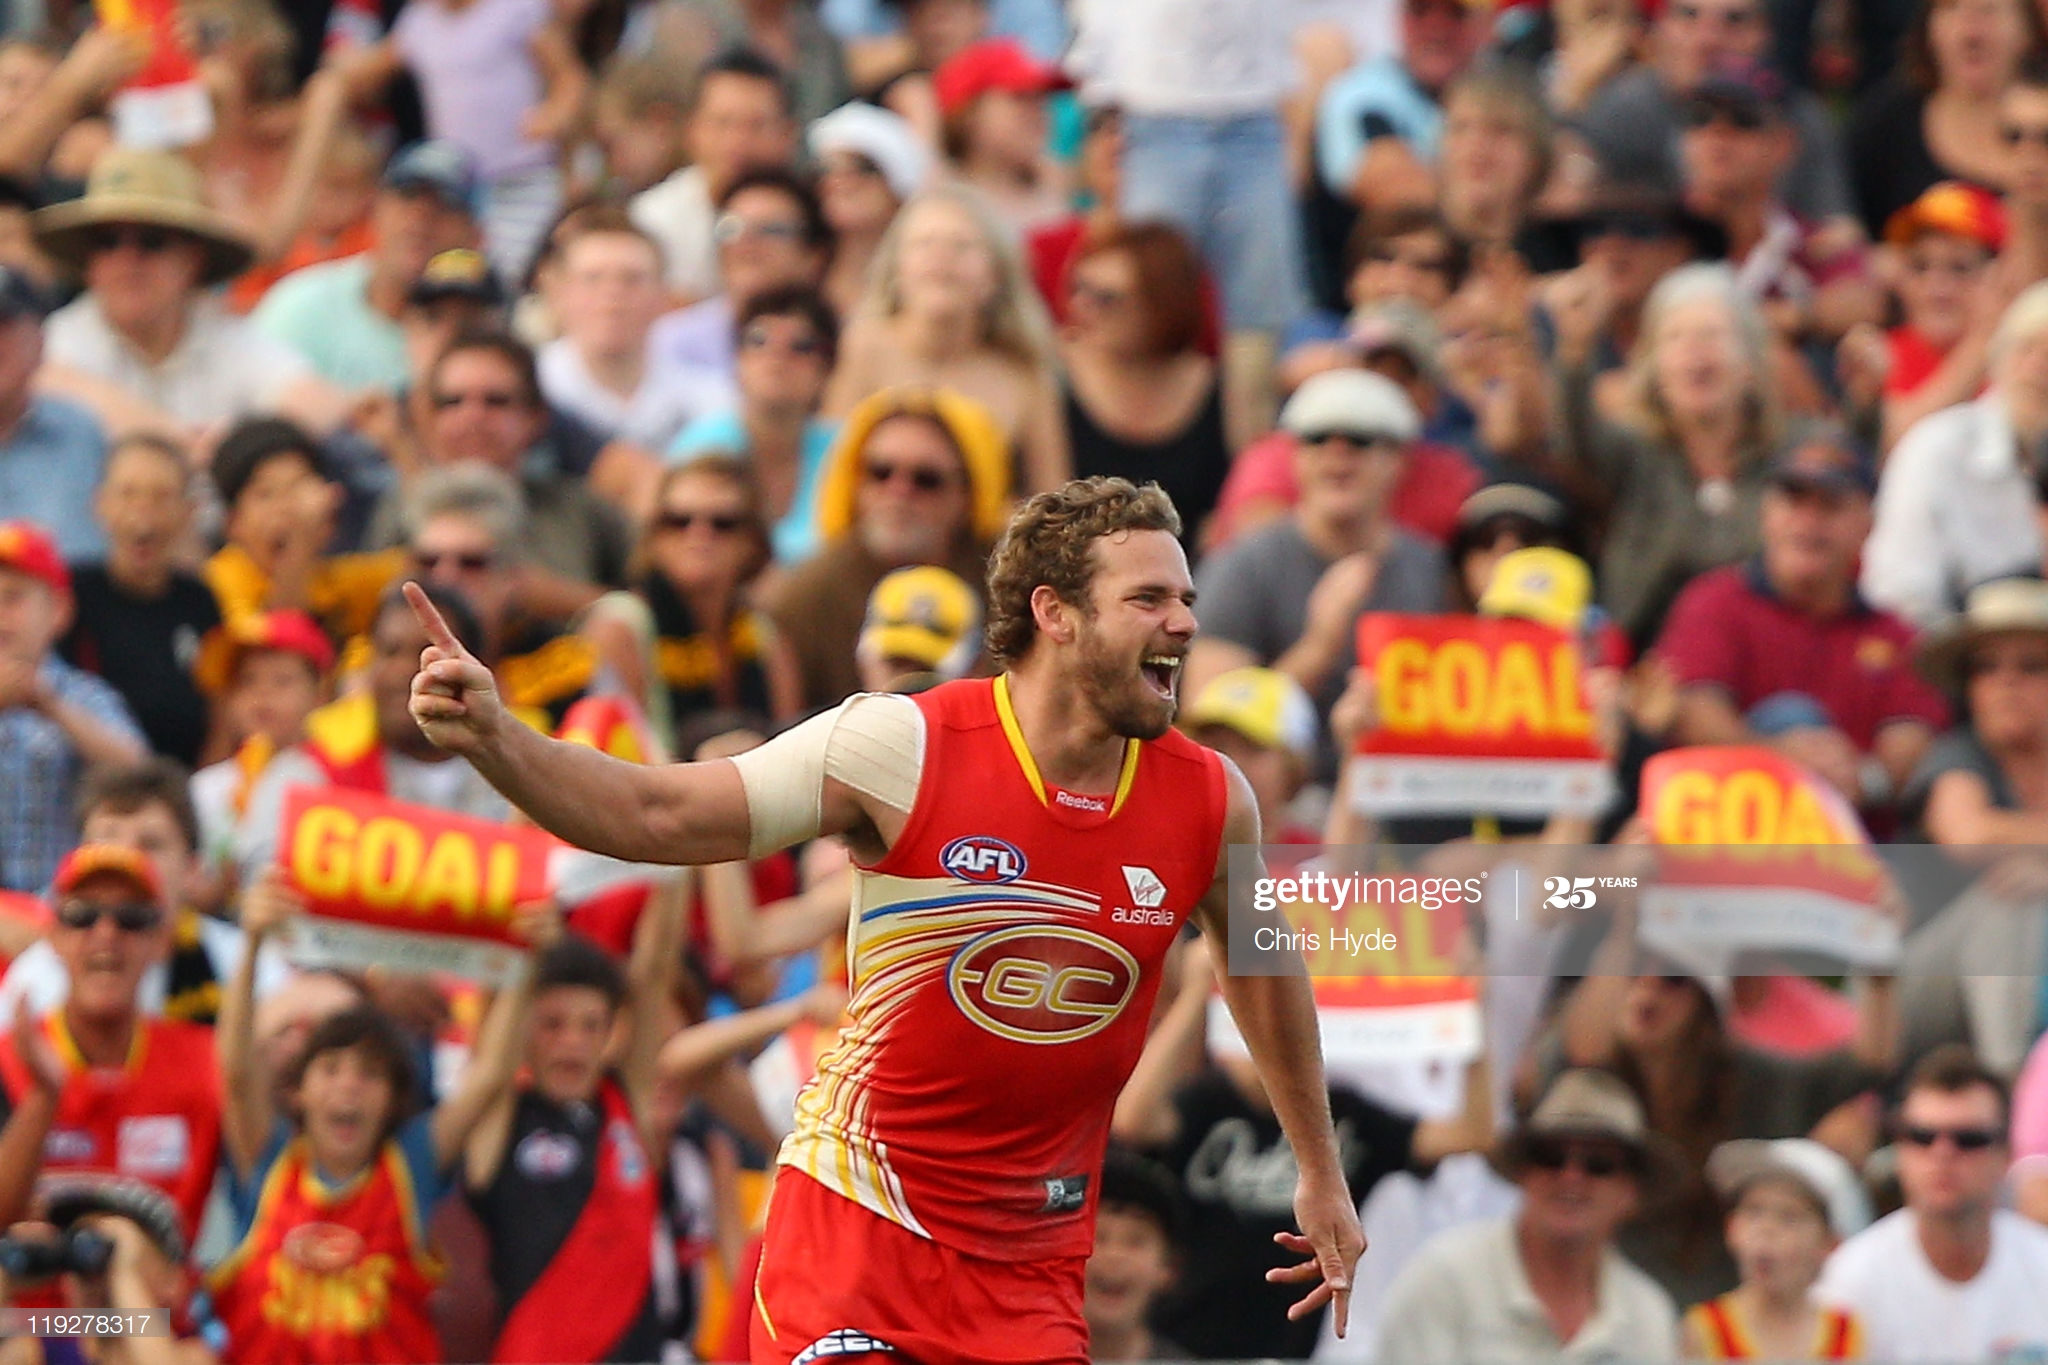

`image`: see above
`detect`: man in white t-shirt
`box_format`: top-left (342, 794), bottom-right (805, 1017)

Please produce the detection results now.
top-left (1817, 1046), bottom-right (2048, 1361)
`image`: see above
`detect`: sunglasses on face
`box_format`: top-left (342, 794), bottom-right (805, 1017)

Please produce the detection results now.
top-left (1682, 101), bottom-right (1770, 132)
top-left (740, 325), bottom-right (824, 357)
top-left (1899, 1124), bottom-right (2003, 1151)
top-left (432, 389), bottom-right (521, 411)
top-left (714, 214), bottom-right (807, 247)
top-left (1069, 279), bottom-right (1131, 310)
top-left (56, 901), bottom-right (163, 933)
top-left (2004, 124), bottom-right (2048, 149)
top-left (86, 224), bottom-right (188, 257)
top-left (864, 461), bottom-right (954, 492)
top-left (1906, 252), bottom-right (1990, 278)
top-left (1368, 245), bottom-right (1453, 274)
top-left (1672, 2), bottom-right (1760, 24)
top-left (654, 509), bottom-right (747, 534)
top-left (414, 550), bottom-right (495, 573)
top-left (1967, 652), bottom-right (2048, 678)
top-left (1300, 429), bottom-right (1404, 451)
top-left (1524, 1139), bottom-right (1636, 1178)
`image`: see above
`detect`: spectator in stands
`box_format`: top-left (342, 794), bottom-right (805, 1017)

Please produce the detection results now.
top-left (202, 418), bottom-right (402, 643)
top-left (0, 522), bottom-right (145, 894)
top-left (34, 150), bottom-right (346, 440)
top-left (1376, 1069), bottom-right (1680, 1365)
top-left (1435, 68), bottom-right (1554, 253)
top-left (1085, 1147), bottom-right (1190, 1363)
top-left (0, 758), bottom-right (287, 1027)
top-left (1551, 262), bottom-right (1780, 646)
top-left (852, 564), bottom-right (984, 693)
top-left (1547, 188), bottom-right (1729, 379)
top-left (1683, 1139), bottom-right (1870, 1358)
top-left (0, 845), bottom-right (219, 1244)
top-left (762, 386), bottom-right (1008, 707)
top-left (933, 38), bottom-right (1072, 235)
top-left (587, 56), bottom-right (693, 201)
top-left (1060, 222), bottom-right (1231, 541)
top-left (370, 331), bottom-right (634, 589)
top-left (1574, 0), bottom-right (1856, 230)
top-left (584, 457), bottom-right (802, 749)
top-left (1878, 181), bottom-right (2009, 451)
top-left (233, 582), bottom-right (511, 878)
top-left (1817, 1046), bottom-right (2048, 1358)
top-left (810, 101), bottom-right (931, 320)
top-left (631, 50), bottom-right (799, 302)
top-left (650, 167), bottom-right (832, 390)
top-left (1445, 483), bottom-right (1581, 613)
top-left (1678, 61), bottom-right (1883, 344)
top-left (824, 185), bottom-right (1068, 493)
top-left (539, 210), bottom-right (730, 451)
top-left (253, 141), bottom-right (485, 395)
top-left (1864, 282), bottom-right (2048, 625)
top-left (1179, 667), bottom-right (1320, 842)
top-left (668, 286), bottom-right (840, 564)
top-left (1846, 0), bottom-right (2040, 239)
top-left (61, 434), bottom-right (219, 768)
top-left (0, 264), bottom-right (105, 562)
top-left (1314, 0), bottom-right (1488, 215)
top-left (2002, 64), bottom-right (2048, 281)
top-left (1184, 369), bottom-right (1449, 781)
top-left (1656, 429), bottom-right (1948, 815)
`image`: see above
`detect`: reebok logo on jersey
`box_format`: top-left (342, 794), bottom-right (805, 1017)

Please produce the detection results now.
top-left (1122, 866), bottom-right (1166, 908)
top-left (1053, 788), bottom-right (1107, 812)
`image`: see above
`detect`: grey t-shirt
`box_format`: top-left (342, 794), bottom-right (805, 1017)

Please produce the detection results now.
top-left (1575, 67), bottom-right (1852, 224)
top-left (1194, 519), bottom-right (1448, 781)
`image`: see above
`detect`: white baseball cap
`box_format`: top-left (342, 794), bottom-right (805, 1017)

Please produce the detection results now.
top-left (1279, 370), bottom-right (1421, 445)
top-left (809, 102), bottom-right (932, 203)
top-left (1708, 1138), bottom-right (1872, 1238)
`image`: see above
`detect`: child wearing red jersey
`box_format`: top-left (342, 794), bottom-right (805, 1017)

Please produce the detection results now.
top-left (1683, 1140), bottom-right (1869, 1360)
top-left (208, 871), bottom-right (550, 1365)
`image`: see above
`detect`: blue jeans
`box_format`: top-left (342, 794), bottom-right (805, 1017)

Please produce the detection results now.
top-left (1119, 110), bottom-right (1305, 334)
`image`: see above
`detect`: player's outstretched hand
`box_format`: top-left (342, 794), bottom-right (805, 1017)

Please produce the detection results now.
top-left (405, 581), bottom-right (505, 758)
top-left (1266, 1178), bottom-right (1367, 1335)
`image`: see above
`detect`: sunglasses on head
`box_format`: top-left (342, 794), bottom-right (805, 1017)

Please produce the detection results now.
top-left (654, 509), bottom-right (746, 534)
top-left (864, 461), bottom-right (953, 492)
top-left (1524, 1138), bottom-right (1636, 1178)
top-left (414, 550), bottom-right (494, 573)
top-left (86, 224), bottom-right (185, 256)
top-left (56, 901), bottom-right (163, 933)
top-left (1899, 1124), bottom-right (2002, 1151)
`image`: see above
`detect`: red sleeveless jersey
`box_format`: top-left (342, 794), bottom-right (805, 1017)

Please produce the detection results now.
top-left (1685, 1294), bottom-right (1863, 1360)
top-left (0, 1013), bottom-right (221, 1245)
top-left (209, 1139), bottom-right (444, 1365)
top-left (777, 677), bottom-right (1229, 1262)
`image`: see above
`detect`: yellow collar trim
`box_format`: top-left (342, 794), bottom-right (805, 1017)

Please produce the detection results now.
top-left (991, 674), bottom-right (1140, 817)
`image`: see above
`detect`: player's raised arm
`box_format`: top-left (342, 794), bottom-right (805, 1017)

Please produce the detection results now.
top-left (404, 582), bottom-right (860, 864)
top-left (1192, 756), bottom-right (1367, 1336)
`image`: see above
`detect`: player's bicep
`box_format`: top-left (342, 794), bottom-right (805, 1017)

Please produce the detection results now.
top-left (1192, 753), bottom-right (1263, 959)
top-left (727, 694), bottom-right (925, 858)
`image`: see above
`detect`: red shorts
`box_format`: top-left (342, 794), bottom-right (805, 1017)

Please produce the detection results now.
top-left (750, 1168), bottom-right (1089, 1365)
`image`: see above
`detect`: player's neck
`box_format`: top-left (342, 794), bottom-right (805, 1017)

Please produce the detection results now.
top-left (1002, 665), bottom-right (1129, 794)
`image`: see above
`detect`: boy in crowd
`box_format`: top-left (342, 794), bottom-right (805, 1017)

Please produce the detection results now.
top-left (1179, 666), bottom-right (1321, 843)
top-left (1684, 1139), bottom-right (1869, 1359)
top-left (1086, 1146), bottom-right (1191, 1363)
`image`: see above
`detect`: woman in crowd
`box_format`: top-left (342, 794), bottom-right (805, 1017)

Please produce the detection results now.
top-left (810, 101), bottom-right (932, 321)
top-left (584, 458), bottom-right (802, 752)
top-left (824, 185), bottom-right (1070, 494)
top-left (1847, 0), bottom-right (2041, 237)
top-left (1059, 222), bottom-right (1231, 542)
top-left (1552, 262), bottom-right (1781, 646)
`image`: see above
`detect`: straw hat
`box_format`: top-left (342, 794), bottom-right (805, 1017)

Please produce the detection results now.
top-left (35, 149), bottom-right (256, 286)
top-left (1915, 577), bottom-right (2048, 694)
top-left (1497, 1068), bottom-right (1687, 1199)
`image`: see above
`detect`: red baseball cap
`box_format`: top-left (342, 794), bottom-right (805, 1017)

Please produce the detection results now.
top-left (1885, 181), bottom-right (2007, 254)
top-left (933, 39), bottom-right (1074, 119)
top-left (52, 844), bottom-right (165, 907)
top-left (193, 609), bottom-right (337, 696)
top-left (0, 520), bottom-right (69, 596)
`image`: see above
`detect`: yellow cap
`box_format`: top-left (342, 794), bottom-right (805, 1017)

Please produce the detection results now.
top-left (1182, 667), bottom-right (1319, 762)
top-left (1478, 546), bottom-right (1593, 631)
top-left (857, 566), bottom-right (982, 680)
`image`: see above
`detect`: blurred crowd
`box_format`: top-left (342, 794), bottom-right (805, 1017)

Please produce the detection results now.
top-left (10, 0), bottom-right (2048, 1360)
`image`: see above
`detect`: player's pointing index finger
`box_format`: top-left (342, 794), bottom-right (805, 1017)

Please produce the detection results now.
top-left (404, 580), bottom-right (463, 655)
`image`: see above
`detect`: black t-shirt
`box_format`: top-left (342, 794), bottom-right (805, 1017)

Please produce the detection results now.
top-left (1151, 1069), bottom-right (1417, 1360)
top-left (467, 1087), bottom-right (664, 1363)
top-left (1846, 79), bottom-right (1959, 239)
top-left (59, 564), bottom-right (220, 766)
top-left (1064, 378), bottom-right (1233, 546)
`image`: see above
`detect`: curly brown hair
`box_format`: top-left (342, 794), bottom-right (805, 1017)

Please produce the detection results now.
top-left (983, 477), bottom-right (1181, 667)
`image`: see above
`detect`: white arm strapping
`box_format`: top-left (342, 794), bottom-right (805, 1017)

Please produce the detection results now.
top-left (728, 693), bottom-right (926, 858)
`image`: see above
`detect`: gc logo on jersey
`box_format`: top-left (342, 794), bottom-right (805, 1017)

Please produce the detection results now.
top-left (947, 924), bottom-right (1138, 1043)
top-left (941, 835), bottom-right (1028, 884)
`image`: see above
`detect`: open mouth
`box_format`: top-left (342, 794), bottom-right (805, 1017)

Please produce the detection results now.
top-left (1140, 655), bottom-right (1181, 700)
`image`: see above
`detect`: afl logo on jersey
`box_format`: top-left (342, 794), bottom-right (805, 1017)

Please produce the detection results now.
top-left (515, 1131), bottom-right (583, 1179)
top-left (948, 925), bottom-right (1139, 1044)
top-left (941, 834), bottom-right (1028, 884)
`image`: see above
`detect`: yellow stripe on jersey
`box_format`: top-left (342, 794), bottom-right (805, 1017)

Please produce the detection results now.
top-left (992, 674), bottom-right (1141, 816)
